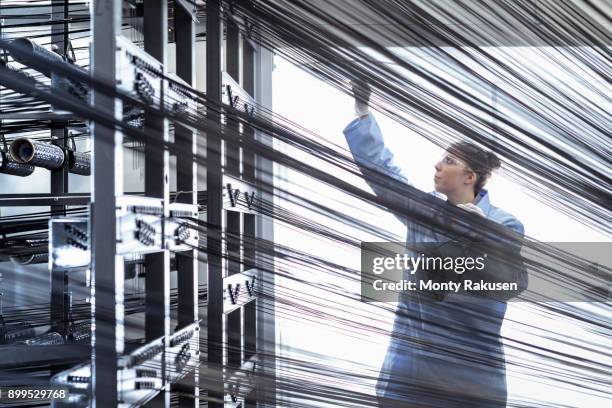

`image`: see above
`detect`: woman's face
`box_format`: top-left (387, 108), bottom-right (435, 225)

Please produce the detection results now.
top-left (433, 153), bottom-right (476, 195)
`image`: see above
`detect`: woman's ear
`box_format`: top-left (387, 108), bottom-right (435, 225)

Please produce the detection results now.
top-left (464, 170), bottom-right (477, 186)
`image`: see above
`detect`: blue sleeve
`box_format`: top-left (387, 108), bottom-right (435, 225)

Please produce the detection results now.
top-left (343, 114), bottom-right (412, 225)
top-left (343, 114), bottom-right (411, 185)
top-left (501, 217), bottom-right (525, 236)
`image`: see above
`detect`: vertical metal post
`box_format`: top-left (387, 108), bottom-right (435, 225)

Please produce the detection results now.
top-left (227, 308), bottom-right (241, 367)
top-left (243, 213), bottom-right (255, 271)
top-left (241, 41), bottom-right (255, 181)
top-left (50, 271), bottom-right (69, 334)
top-left (243, 300), bottom-right (256, 360)
top-left (206, 1), bottom-right (224, 406)
top-left (227, 214), bottom-right (242, 372)
top-left (243, 213), bottom-right (256, 362)
top-left (50, 0), bottom-right (69, 216)
top-left (242, 40), bottom-right (254, 96)
top-left (175, 0), bottom-right (198, 329)
top-left (49, 0), bottom-right (70, 337)
top-left (226, 211), bottom-right (241, 275)
top-left (226, 21), bottom-right (240, 81)
top-left (255, 44), bottom-right (276, 408)
top-left (143, 0), bottom-right (169, 341)
top-left (225, 19), bottom-right (240, 177)
top-left (143, 1), bottom-right (170, 407)
top-left (91, 1), bottom-right (123, 407)
top-left (175, 3), bottom-right (199, 407)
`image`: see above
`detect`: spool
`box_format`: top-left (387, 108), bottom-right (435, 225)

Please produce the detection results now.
top-left (0, 150), bottom-right (35, 177)
top-left (9, 138), bottom-right (65, 170)
top-left (68, 150), bottom-right (91, 176)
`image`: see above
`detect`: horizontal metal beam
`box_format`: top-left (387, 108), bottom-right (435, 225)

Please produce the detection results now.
top-left (0, 193), bottom-right (90, 206)
top-left (0, 344), bottom-right (90, 369)
top-left (0, 113), bottom-right (81, 121)
top-left (0, 191), bottom-right (204, 207)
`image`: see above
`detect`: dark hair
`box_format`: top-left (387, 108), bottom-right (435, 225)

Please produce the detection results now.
top-left (447, 142), bottom-right (501, 193)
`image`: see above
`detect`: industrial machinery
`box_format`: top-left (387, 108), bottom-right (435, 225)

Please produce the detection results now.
top-left (0, 1), bottom-right (273, 407)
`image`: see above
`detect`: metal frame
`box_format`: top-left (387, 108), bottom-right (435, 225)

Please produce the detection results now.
top-left (213, 2), bottom-right (275, 405)
top-left (90, 0), bottom-right (179, 406)
top-left (206, 2), bottom-right (224, 406)
top-left (50, 0), bottom-right (71, 352)
top-left (174, 3), bottom-right (200, 407)
top-left (0, 1), bottom-right (274, 407)
top-left (254, 41), bottom-right (275, 408)
top-left (91, 0), bottom-right (123, 406)
top-left (0, 0), bottom-right (93, 378)
top-left (142, 2), bottom-right (171, 407)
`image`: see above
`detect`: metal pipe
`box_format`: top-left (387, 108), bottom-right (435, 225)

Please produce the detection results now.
top-left (9, 138), bottom-right (65, 170)
top-left (0, 150), bottom-right (35, 177)
top-left (9, 37), bottom-right (64, 78)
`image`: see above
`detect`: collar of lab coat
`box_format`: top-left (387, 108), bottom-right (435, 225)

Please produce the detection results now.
top-left (474, 188), bottom-right (491, 215)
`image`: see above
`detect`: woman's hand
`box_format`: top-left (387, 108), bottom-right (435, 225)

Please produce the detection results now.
top-left (351, 80), bottom-right (371, 117)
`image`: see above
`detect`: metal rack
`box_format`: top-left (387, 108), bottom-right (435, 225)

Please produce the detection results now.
top-left (208, 1), bottom-right (275, 406)
top-left (1, 0), bottom-right (274, 407)
top-left (0, 0), bottom-right (90, 374)
top-left (88, 0), bottom-right (192, 406)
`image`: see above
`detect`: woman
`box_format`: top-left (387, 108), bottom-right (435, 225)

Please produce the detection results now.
top-left (343, 84), bottom-right (524, 407)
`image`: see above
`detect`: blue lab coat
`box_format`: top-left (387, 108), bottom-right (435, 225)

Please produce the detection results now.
top-left (344, 114), bottom-right (525, 407)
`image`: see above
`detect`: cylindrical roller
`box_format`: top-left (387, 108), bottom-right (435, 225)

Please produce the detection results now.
top-left (0, 150), bottom-right (35, 177)
top-left (10, 251), bottom-right (49, 265)
top-left (9, 138), bottom-right (65, 170)
top-left (10, 38), bottom-right (64, 78)
top-left (67, 150), bottom-right (91, 176)
top-left (16, 332), bottom-right (64, 345)
top-left (11, 38), bottom-right (89, 103)
top-left (7, 239), bottom-right (48, 265)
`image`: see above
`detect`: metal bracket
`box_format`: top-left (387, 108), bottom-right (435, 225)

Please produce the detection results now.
top-left (69, 133), bottom-right (77, 151)
top-left (226, 183), bottom-right (240, 207)
top-left (227, 283), bottom-right (241, 305)
top-left (226, 85), bottom-right (240, 108)
top-left (222, 72), bottom-right (257, 116)
top-left (224, 179), bottom-right (257, 211)
top-left (245, 276), bottom-right (256, 297)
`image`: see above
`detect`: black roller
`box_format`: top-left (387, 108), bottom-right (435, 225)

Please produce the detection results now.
top-left (68, 150), bottom-right (91, 176)
top-left (0, 150), bottom-right (35, 177)
top-left (9, 138), bottom-right (65, 170)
